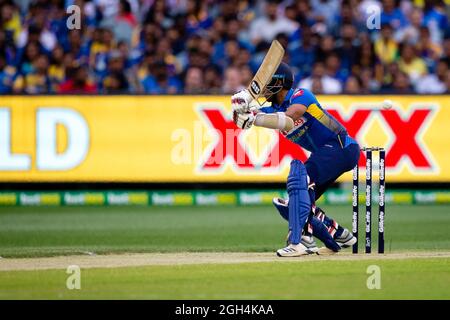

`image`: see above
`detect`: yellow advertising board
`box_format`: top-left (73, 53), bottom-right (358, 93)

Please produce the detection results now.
top-left (0, 95), bottom-right (448, 182)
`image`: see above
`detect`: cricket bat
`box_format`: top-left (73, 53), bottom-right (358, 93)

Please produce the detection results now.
top-left (247, 40), bottom-right (285, 102)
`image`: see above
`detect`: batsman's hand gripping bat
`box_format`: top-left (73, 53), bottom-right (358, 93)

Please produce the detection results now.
top-left (231, 40), bottom-right (284, 116)
top-left (232, 40), bottom-right (293, 131)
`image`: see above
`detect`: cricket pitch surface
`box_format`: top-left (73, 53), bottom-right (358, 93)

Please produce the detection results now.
top-left (2, 251), bottom-right (450, 271)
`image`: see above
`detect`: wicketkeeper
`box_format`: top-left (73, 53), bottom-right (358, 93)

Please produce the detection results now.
top-left (231, 62), bottom-right (360, 257)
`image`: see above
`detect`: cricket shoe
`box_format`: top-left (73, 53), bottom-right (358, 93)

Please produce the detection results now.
top-left (276, 239), bottom-right (318, 257)
top-left (300, 235), bottom-right (319, 254)
top-left (335, 228), bottom-right (357, 248)
top-left (284, 232), bottom-right (319, 252)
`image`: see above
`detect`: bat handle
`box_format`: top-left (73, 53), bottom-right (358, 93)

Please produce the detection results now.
top-left (249, 100), bottom-right (262, 111)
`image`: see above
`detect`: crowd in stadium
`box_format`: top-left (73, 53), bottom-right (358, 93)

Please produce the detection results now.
top-left (0, 0), bottom-right (449, 94)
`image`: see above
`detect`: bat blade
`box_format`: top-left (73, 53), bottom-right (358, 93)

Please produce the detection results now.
top-left (247, 40), bottom-right (285, 101)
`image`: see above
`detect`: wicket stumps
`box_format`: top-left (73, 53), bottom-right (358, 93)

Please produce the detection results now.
top-left (352, 147), bottom-right (386, 254)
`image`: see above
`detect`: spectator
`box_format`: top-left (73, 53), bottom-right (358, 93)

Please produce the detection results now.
top-left (222, 40), bottom-right (240, 68)
top-left (18, 9), bottom-right (57, 52)
top-left (13, 54), bottom-right (51, 93)
top-left (374, 23), bottom-right (398, 65)
top-left (0, 0), bottom-right (447, 95)
top-left (249, 0), bottom-right (298, 45)
top-left (240, 65), bottom-right (253, 86)
top-left (298, 62), bottom-right (342, 94)
top-left (423, 0), bottom-right (448, 44)
top-left (399, 8), bottom-right (423, 44)
top-left (66, 30), bottom-right (89, 65)
top-left (310, 0), bottom-right (340, 31)
top-left (284, 4), bottom-right (297, 24)
top-left (1, 1), bottom-right (21, 43)
top-left (184, 67), bottom-right (204, 94)
top-left (204, 65), bottom-right (222, 94)
top-left (359, 67), bottom-right (379, 93)
top-left (398, 43), bottom-right (427, 85)
top-left (222, 66), bottom-right (245, 94)
top-left (0, 29), bottom-right (16, 66)
top-left (316, 35), bottom-right (336, 63)
top-left (18, 41), bottom-right (40, 74)
top-left (291, 0), bottom-right (315, 27)
top-left (380, 0), bottom-right (408, 31)
top-left (0, 55), bottom-right (16, 94)
top-left (334, 1), bottom-right (356, 33)
top-left (116, 0), bottom-right (137, 27)
top-left (48, 45), bottom-right (65, 91)
top-left (185, 0), bottom-right (213, 35)
top-left (95, 0), bottom-right (120, 27)
top-left (325, 53), bottom-right (348, 84)
top-left (234, 47), bottom-right (251, 68)
top-left (335, 24), bottom-right (360, 73)
top-left (141, 61), bottom-right (181, 94)
top-left (380, 62), bottom-right (400, 89)
top-left (358, 36), bottom-right (375, 69)
top-left (311, 77), bottom-right (324, 94)
top-left (416, 26), bottom-right (443, 65)
top-left (58, 65), bottom-right (98, 94)
top-left (113, 0), bottom-right (138, 46)
top-left (392, 70), bottom-right (414, 93)
top-left (416, 59), bottom-right (448, 94)
top-left (103, 72), bottom-right (129, 93)
top-left (290, 26), bottom-right (316, 77)
top-left (90, 28), bottom-right (116, 76)
top-left (101, 50), bottom-right (129, 91)
top-left (344, 76), bottom-right (362, 94)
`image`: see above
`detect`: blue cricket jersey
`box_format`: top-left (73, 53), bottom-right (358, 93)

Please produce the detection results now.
top-left (260, 88), bottom-right (356, 153)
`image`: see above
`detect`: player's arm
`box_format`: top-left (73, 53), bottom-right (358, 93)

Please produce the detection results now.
top-left (252, 104), bottom-right (306, 130)
top-left (233, 98), bottom-right (307, 131)
top-left (253, 112), bottom-right (293, 130)
top-left (285, 104), bottom-right (307, 121)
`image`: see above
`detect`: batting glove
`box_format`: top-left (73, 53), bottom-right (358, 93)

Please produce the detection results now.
top-left (234, 111), bottom-right (256, 130)
top-left (231, 89), bottom-right (253, 114)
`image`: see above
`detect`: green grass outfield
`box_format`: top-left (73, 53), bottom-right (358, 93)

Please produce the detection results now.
top-left (0, 204), bottom-right (449, 299)
top-left (0, 205), bottom-right (449, 257)
top-left (0, 257), bottom-right (449, 299)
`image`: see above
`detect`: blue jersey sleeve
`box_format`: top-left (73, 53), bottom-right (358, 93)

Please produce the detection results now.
top-left (289, 89), bottom-right (318, 108)
top-left (259, 106), bottom-right (276, 114)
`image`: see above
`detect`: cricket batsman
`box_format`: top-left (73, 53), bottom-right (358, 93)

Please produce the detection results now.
top-left (231, 62), bottom-right (359, 257)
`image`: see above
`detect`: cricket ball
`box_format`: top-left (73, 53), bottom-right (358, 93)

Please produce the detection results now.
top-left (382, 99), bottom-right (393, 110)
